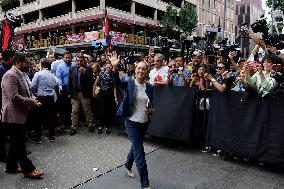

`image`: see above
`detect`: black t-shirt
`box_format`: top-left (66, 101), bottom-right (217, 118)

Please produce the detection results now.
top-left (213, 73), bottom-right (234, 91)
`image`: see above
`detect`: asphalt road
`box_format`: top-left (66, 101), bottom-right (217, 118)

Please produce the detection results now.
top-left (0, 127), bottom-right (283, 189)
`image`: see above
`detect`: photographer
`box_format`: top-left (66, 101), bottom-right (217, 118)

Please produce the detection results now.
top-left (204, 62), bottom-right (230, 93)
top-left (245, 26), bottom-right (284, 62)
top-left (245, 54), bottom-right (279, 97)
top-left (187, 51), bottom-right (202, 72)
top-left (168, 55), bottom-right (191, 87)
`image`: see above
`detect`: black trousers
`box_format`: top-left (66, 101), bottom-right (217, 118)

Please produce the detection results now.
top-left (0, 122), bottom-right (7, 158)
top-left (34, 96), bottom-right (57, 140)
top-left (98, 89), bottom-right (114, 128)
top-left (57, 89), bottom-right (71, 127)
top-left (5, 123), bottom-right (35, 173)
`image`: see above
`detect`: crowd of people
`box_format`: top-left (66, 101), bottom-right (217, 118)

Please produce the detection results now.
top-left (0, 27), bottom-right (283, 188)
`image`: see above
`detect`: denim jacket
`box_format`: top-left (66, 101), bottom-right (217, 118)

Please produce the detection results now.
top-left (115, 73), bottom-right (153, 118)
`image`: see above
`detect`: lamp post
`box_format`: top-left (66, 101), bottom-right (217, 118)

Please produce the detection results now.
top-left (222, 0), bottom-right (227, 40)
top-left (271, 0), bottom-right (275, 34)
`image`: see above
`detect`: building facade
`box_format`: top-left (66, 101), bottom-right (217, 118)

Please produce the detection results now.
top-left (196, 0), bottom-right (236, 45)
top-left (235, 0), bottom-right (264, 58)
top-left (0, 0), bottom-right (235, 51)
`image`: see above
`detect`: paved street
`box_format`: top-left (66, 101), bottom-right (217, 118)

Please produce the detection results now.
top-left (0, 127), bottom-right (284, 189)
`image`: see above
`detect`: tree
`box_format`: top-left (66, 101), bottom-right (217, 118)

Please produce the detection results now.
top-left (0, 0), bottom-right (15, 6)
top-left (266, 0), bottom-right (284, 33)
top-left (160, 3), bottom-right (177, 36)
top-left (179, 3), bottom-right (198, 34)
top-left (1, 0), bottom-right (19, 11)
top-left (266, 0), bottom-right (284, 12)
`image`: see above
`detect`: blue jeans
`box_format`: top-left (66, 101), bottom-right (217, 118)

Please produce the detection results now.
top-left (125, 119), bottom-right (149, 188)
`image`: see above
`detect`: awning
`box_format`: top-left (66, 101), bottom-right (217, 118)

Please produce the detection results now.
top-left (15, 12), bottom-right (159, 35)
top-left (15, 13), bottom-right (105, 34)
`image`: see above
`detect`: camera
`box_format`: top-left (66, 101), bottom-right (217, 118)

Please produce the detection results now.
top-left (96, 42), bottom-right (105, 55)
top-left (244, 15), bottom-right (284, 49)
top-left (124, 51), bottom-right (141, 64)
top-left (161, 37), bottom-right (172, 50)
top-left (6, 13), bottom-right (23, 28)
top-left (240, 23), bottom-right (250, 38)
top-left (226, 71), bottom-right (237, 78)
top-left (250, 15), bottom-right (269, 36)
top-left (170, 68), bottom-right (179, 74)
top-left (265, 34), bottom-right (284, 50)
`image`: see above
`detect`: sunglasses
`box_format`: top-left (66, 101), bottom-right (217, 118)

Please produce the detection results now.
top-left (217, 66), bottom-right (225, 70)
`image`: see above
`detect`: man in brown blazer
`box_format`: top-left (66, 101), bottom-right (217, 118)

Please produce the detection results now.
top-left (1, 53), bottom-right (44, 178)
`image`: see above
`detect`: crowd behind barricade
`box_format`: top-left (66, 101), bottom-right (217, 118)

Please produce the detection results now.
top-left (0, 27), bottom-right (284, 182)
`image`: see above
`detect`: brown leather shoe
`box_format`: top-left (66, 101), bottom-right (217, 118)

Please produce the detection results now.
top-left (24, 170), bottom-right (44, 179)
top-left (5, 168), bottom-right (23, 174)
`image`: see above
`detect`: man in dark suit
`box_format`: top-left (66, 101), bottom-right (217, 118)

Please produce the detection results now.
top-left (68, 55), bottom-right (94, 135)
top-left (1, 53), bottom-right (43, 178)
top-left (0, 50), bottom-right (14, 163)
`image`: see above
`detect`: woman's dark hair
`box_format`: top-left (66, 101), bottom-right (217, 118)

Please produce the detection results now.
top-left (262, 54), bottom-right (282, 65)
top-left (41, 59), bottom-right (51, 70)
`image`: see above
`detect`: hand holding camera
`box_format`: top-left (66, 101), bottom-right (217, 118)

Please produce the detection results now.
top-left (204, 73), bottom-right (212, 81)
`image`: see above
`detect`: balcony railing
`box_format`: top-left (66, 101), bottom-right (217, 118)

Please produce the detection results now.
top-left (13, 5), bottom-right (160, 33)
top-left (133, 0), bottom-right (158, 9)
top-left (15, 13), bottom-right (71, 32)
top-left (20, 1), bottom-right (38, 14)
top-left (156, 0), bottom-right (169, 11)
top-left (74, 7), bottom-right (100, 19)
top-left (135, 15), bottom-right (157, 26)
top-left (106, 7), bottom-right (133, 20)
top-left (39, 0), bottom-right (69, 9)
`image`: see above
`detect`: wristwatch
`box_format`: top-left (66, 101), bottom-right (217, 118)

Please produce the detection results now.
top-left (211, 78), bottom-right (216, 83)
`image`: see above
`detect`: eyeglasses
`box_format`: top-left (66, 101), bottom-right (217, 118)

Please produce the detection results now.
top-left (217, 66), bottom-right (225, 70)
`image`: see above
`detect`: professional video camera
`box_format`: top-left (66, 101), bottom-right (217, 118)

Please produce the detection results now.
top-left (265, 34), bottom-right (284, 50)
top-left (161, 37), bottom-right (172, 51)
top-left (241, 15), bottom-right (284, 50)
top-left (123, 51), bottom-right (142, 64)
top-left (250, 15), bottom-right (269, 36)
top-left (6, 13), bottom-right (23, 28)
top-left (204, 46), bottom-right (218, 57)
top-left (160, 37), bottom-right (172, 63)
top-left (96, 42), bottom-right (105, 55)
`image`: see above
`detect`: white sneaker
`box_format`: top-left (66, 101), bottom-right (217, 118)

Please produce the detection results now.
top-left (213, 150), bottom-right (222, 157)
top-left (201, 147), bottom-right (211, 153)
